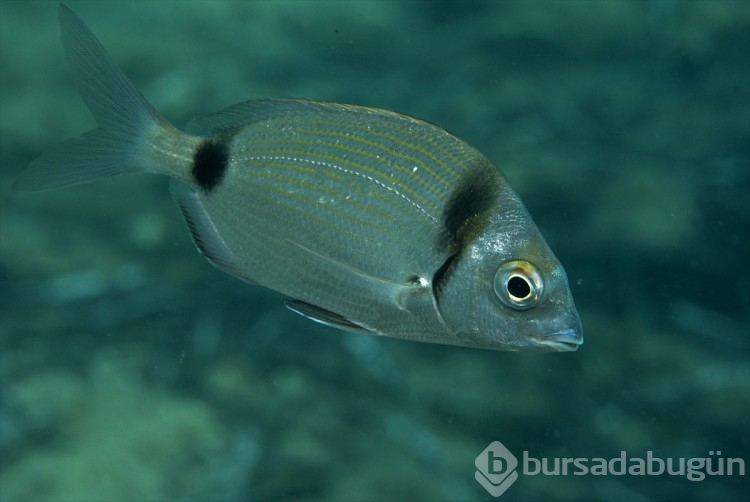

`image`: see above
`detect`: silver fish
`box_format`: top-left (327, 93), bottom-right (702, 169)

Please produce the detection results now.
top-left (14, 6), bottom-right (583, 351)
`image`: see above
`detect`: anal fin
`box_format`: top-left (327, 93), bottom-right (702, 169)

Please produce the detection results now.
top-left (170, 180), bottom-right (256, 283)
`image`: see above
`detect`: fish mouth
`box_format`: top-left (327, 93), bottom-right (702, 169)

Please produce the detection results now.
top-left (538, 328), bottom-right (583, 352)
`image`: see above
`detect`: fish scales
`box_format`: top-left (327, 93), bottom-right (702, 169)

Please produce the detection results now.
top-left (14, 6), bottom-right (583, 351)
top-left (216, 106), bottom-right (492, 277)
top-left (239, 107), bottom-right (470, 213)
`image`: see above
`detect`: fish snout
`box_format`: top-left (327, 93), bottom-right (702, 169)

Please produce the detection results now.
top-left (538, 327), bottom-right (584, 352)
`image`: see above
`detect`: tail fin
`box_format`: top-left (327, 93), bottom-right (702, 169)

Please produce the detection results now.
top-left (13, 5), bottom-right (166, 192)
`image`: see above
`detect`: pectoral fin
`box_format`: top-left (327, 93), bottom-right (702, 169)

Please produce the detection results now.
top-left (285, 300), bottom-right (372, 334)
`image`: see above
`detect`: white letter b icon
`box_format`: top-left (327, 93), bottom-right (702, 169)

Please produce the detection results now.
top-left (475, 441), bottom-right (519, 497)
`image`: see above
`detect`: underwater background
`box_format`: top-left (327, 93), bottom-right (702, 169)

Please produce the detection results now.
top-left (0, 1), bottom-right (748, 501)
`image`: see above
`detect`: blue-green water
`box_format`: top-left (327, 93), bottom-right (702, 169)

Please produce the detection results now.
top-left (1, 1), bottom-right (748, 501)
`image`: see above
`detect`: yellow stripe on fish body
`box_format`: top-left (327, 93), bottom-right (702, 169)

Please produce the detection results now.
top-left (204, 102), bottom-right (498, 282)
top-left (13, 6), bottom-right (583, 352)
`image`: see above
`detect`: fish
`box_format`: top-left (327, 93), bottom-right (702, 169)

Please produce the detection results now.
top-left (13, 5), bottom-right (583, 352)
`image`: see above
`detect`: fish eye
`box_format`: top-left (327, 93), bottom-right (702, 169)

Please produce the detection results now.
top-left (493, 260), bottom-right (544, 310)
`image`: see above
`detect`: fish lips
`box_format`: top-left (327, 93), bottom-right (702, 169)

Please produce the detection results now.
top-left (536, 327), bottom-right (584, 352)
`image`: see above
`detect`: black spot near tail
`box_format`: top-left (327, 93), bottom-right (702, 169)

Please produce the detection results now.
top-left (192, 139), bottom-right (229, 192)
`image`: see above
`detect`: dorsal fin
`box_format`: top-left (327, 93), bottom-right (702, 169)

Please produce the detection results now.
top-left (184, 98), bottom-right (349, 135)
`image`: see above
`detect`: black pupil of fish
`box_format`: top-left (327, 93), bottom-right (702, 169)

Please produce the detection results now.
top-left (507, 276), bottom-right (531, 299)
